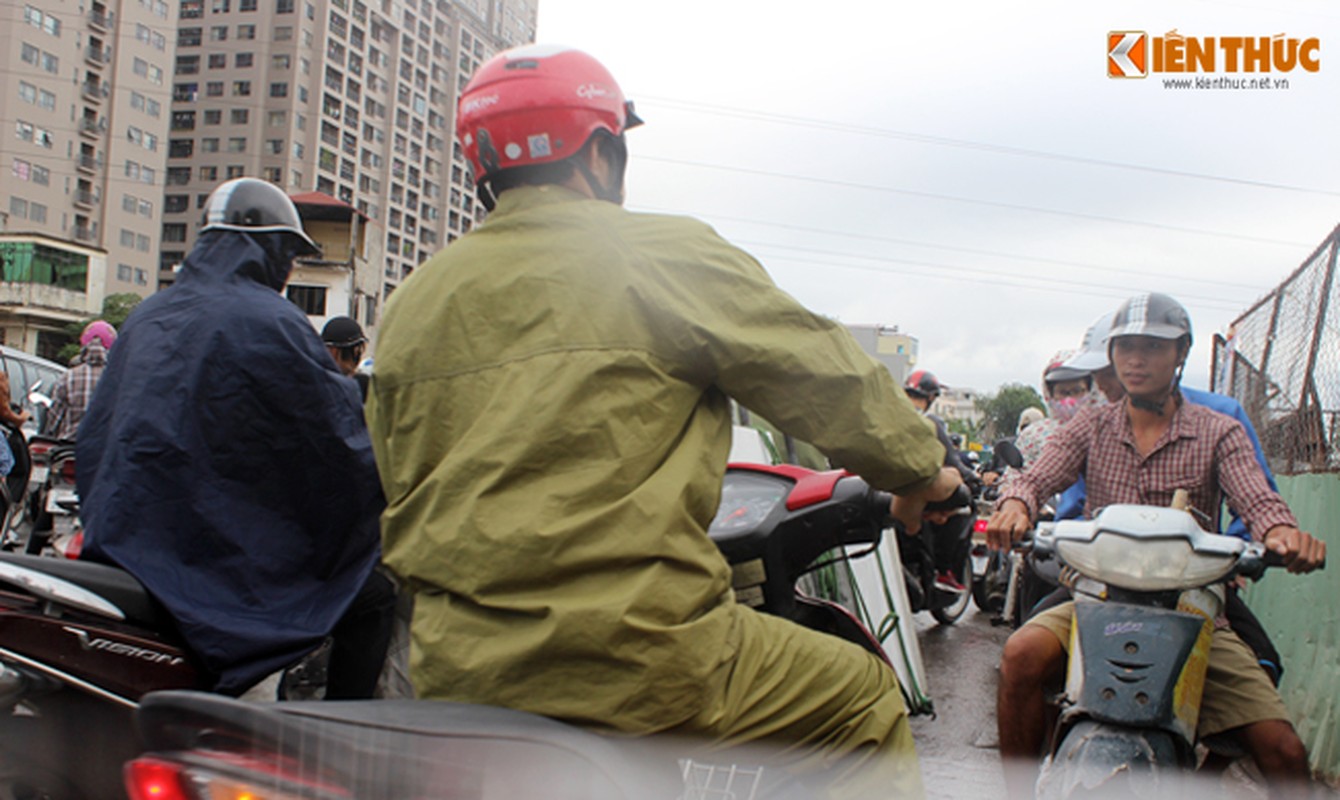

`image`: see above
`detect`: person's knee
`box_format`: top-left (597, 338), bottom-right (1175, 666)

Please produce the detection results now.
top-left (1000, 628), bottom-right (1063, 689)
top-left (1244, 720), bottom-right (1310, 776)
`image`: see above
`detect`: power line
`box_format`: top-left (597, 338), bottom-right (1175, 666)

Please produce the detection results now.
top-left (636, 156), bottom-right (1315, 248)
top-left (734, 239), bottom-right (1249, 312)
top-left (639, 95), bottom-right (1340, 200)
top-left (634, 205), bottom-right (1270, 292)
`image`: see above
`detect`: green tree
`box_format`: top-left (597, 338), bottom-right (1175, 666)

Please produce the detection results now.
top-left (945, 417), bottom-right (983, 448)
top-left (977, 383), bottom-right (1045, 440)
top-left (55, 293), bottom-right (144, 364)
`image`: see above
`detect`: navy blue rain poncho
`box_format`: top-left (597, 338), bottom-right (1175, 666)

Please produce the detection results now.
top-left (77, 230), bottom-right (384, 695)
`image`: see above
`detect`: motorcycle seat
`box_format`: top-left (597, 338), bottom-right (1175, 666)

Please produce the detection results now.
top-left (138, 690), bottom-right (680, 799)
top-left (0, 552), bottom-right (172, 630)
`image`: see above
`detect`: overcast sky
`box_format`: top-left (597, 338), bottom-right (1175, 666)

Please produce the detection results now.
top-left (532, 0), bottom-right (1340, 396)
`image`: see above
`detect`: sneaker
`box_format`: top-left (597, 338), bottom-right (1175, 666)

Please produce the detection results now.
top-left (935, 570), bottom-right (967, 595)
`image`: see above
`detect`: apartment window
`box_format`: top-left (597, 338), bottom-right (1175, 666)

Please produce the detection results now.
top-left (228, 137), bottom-right (246, 153)
top-left (267, 110), bottom-right (287, 127)
top-left (117, 264), bottom-right (133, 282)
top-left (174, 83), bottom-right (199, 101)
top-left (178, 27), bottom-right (202, 46)
top-left (226, 165), bottom-right (244, 178)
top-left (275, 26), bottom-right (293, 40)
top-left (169, 139), bottom-right (194, 157)
top-left (172, 111), bottom-right (196, 130)
top-left (29, 163), bottom-right (50, 185)
top-left (272, 54), bottom-right (291, 70)
top-left (211, 0), bottom-right (230, 12)
top-left (136, 235), bottom-right (150, 252)
top-left (176, 55), bottom-right (200, 74)
top-left (181, 0), bottom-right (203, 18)
top-left (208, 54), bottom-right (226, 69)
top-left (230, 109), bottom-right (249, 124)
top-left (204, 109), bottom-right (222, 125)
top-left (140, 199), bottom-right (153, 217)
top-left (298, 86), bottom-right (309, 103)
top-left (286, 285), bottom-right (327, 315)
top-left (240, 0), bottom-right (257, 9)
top-left (236, 53), bottom-right (253, 68)
top-left (201, 138), bottom-right (220, 152)
top-left (162, 223), bottom-right (187, 243)
top-left (135, 269), bottom-right (148, 286)
top-left (265, 139), bottom-right (284, 155)
top-left (276, 0), bottom-right (294, 12)
top-left (165, 194), bottom-right (189, 213)
top-left (262, 166), bottom-right (282, 182)
top-left (199, 165), bottom-right (218, 181)
top-left (196, 193), bottom-right (210, 208)
top-left (161, 251), bottom-right (185, 272)
top-left (166, 166), bottom-right (191, 185)
top-left (206, 81), bottom-right (224, 97)
top-left (238, 23), bottom-right (256, 38)
top-left (141, 166), bottom-right (155, 185)
top-left (119, 229), bottom-right (136, 248)
top-left (20, 44), bottom-right (40, 66)
top-left (270, 82), bottom-right (289, 98)
top-left (233, 81), bottom-right (251, 96)
top-left (210, 25), bottom-right (227, 41)
top-left (125, 194), bottom-right (142, 216)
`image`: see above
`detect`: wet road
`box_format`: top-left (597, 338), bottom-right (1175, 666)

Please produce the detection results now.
top-left (908, 605), bottom-right (1013, 797)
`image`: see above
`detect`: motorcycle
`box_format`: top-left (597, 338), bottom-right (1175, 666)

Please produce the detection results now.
top-left (1029, 503), bottom-right (1307, 799)
top-left (116, 464), bottom-right (922, 800)
top-left (895, 483), bottom-right (976, 625)
top-left (4, 435), bottom-right (80, 557)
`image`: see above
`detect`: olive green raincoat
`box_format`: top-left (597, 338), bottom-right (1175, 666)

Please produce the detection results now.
top-left (368, 185), bottom-right (944, 737)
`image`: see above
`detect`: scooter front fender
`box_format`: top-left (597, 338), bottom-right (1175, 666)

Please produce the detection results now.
top-left (1037, 719), bottom-right (1191, 800)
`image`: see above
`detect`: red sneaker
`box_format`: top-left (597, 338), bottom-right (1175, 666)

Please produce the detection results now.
top-left (935, 570), bottom-right (967, 595)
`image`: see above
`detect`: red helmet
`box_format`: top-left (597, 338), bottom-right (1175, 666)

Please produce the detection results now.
top-left (456, 45), bottom-right (643, 187)
top-left (904, 370), bottom-right (943, 400)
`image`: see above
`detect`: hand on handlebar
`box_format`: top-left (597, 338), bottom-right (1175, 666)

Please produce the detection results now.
top-left (1263, 526), bottom-right (1327, 574)
top-left (986, 498), bottom-right (1032, 551)
top-left (889, 467), bottom-right (962, 536)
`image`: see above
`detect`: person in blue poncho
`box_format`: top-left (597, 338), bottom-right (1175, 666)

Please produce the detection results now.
top-left (76, 177), bottom-right (392, 698)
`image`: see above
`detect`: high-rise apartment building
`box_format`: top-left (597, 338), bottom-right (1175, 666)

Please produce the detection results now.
top-left (160, 0), bottom-right (537, 333)
top-left (0, 0), bottom-right (174, 358)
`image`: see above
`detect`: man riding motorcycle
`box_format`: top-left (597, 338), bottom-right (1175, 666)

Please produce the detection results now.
top-left (366, 44), bottom-right (960, 799)
top-left (78, 178), bottom-right (393, 698)
top-left (987, 292), bottom-right (1326, 799)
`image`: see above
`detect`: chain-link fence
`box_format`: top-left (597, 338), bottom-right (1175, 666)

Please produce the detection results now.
top-left (1211, 224), bottom-right (1340, 474)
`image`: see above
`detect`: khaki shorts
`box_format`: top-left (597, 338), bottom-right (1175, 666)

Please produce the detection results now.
top-left (1028, 601), bottom-right (1290, 737)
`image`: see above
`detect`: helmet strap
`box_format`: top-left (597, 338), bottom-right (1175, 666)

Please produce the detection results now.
top-left (573, 132), bottom-right (628, 204)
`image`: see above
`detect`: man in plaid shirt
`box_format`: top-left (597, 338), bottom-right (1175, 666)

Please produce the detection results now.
top-left (987, 293), bottom-right (1326, 799)
top-left (44, 320), bottom-right (115, 441)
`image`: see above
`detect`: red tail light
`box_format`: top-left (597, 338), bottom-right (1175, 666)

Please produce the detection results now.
top-left (124, 758), bottom-right (191, 800)
top-left (58, 459), bottom-right (76, 484)
top-left (63, 530), bottom-right (84, 560)
top-left (28, 442), bottom-right (52, 462)
top-left (973, 518), bottom-right (990, 533)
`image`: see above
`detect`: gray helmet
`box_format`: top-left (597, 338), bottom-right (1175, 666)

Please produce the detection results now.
top-left (200, 177), bottom-right (320, 255)
top-left (1063, 312), bottom-right (1116, 372)
top-left (1104, 293), bottom-right (1192, 347)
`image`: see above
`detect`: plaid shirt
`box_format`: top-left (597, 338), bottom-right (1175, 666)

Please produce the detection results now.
top-left (999, 398), bottom-right (1296, 541)
top-left (45, 340), bottom-right (106, 441)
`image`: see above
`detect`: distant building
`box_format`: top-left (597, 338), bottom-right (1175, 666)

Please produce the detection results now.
top-left (932, 386), bottom-right (982, 428)
top-left (159, 0), bottom-right (539, 343)
top-left (845, 324), bottom-right (918, 386)
top-left (1, 0), bottom-right (171, 358)
top-left (286, 192), bottom-right (378, 339)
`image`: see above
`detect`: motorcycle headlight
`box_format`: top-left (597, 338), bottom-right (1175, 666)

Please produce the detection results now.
top-left (1047, 506), bottom-right (1244, 592)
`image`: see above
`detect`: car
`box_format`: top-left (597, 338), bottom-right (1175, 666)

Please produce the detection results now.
top-left (0, 346), bottom-right (67, 434)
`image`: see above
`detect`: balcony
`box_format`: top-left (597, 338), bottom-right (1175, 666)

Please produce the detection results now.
top-left (73, 189), bottom-right (99, 209)
top-left (85, 45), bottom-right (110, 66)
top-left (72, 225), bottom-right (97, 243)
top-left (82, 81), bottom-right (108, 102)
top-left (76, 153), bottom-right (101, 173)
top-left (88, 8), bottom-right (113, 30)
top-left (79, 118), bottom-right (106, 138)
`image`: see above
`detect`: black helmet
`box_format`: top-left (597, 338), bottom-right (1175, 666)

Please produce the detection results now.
top-left (903, 369), bottom-right (943, 400)
top-left (321, 316), bottom-right (367, 348)
top-left (200, 177), bottom-right (320, 255)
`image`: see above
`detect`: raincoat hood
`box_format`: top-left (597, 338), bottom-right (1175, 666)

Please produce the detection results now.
top-left (180, 229), bottom-right (297, 291)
